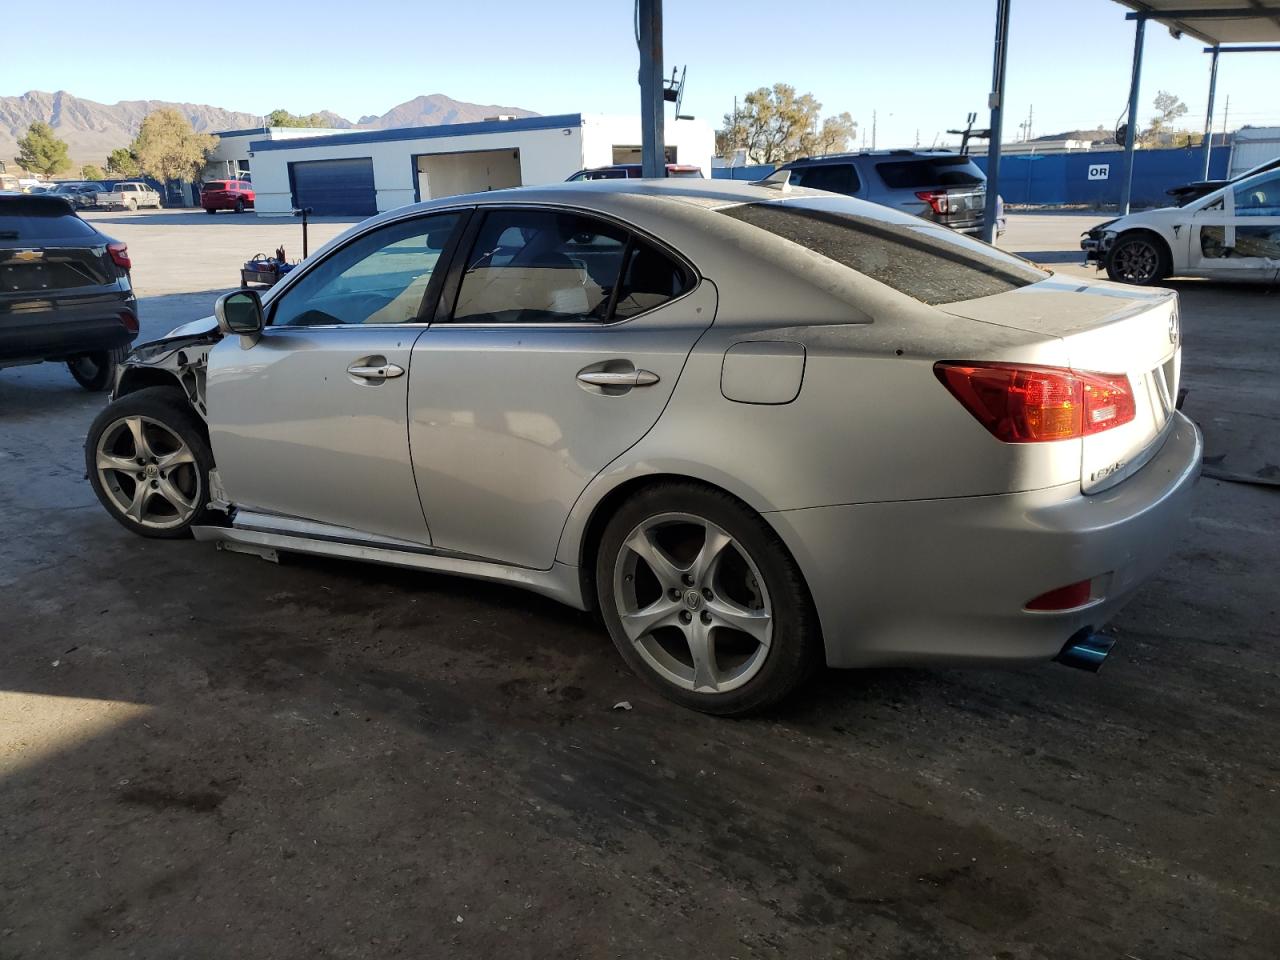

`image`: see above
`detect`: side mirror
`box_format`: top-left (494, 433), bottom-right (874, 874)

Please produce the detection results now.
top-left (215, 289), bottom-right (264, 342)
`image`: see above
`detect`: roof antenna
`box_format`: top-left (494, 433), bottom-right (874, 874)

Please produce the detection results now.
top-left (750, 169), bottom-right (792, 192)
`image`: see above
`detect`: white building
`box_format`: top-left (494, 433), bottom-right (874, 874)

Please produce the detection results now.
top-left (1229, 126), bottom-right (1280, 177)
top-left (243, 113), bottom-right (714, 216)
top-left (204, 126), bottom-right (349, 181)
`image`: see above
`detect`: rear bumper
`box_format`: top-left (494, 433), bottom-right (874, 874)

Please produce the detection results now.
top-left (0, 293), bottom-right (138, 362)
top-left (769, 412), bottom-right (1202, 668)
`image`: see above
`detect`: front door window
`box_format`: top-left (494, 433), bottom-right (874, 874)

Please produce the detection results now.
top-left (271, 212), bottom-right (462, 327)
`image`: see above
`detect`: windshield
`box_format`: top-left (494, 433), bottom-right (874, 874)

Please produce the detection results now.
top-left (720, 198), bottom-right (1047, 305)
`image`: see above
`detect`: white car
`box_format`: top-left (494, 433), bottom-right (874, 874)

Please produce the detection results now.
top-left (1082, 165), bottom-right (1280, 284)
top-left (98, 181), bottom-right (162, 211)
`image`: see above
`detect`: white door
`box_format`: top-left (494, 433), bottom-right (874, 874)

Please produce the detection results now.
top-left (1188, 173), bottom-right (1280, 281)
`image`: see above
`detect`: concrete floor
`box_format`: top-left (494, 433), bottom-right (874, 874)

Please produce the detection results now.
top-left (1, 209), bottom-right (1277, 958)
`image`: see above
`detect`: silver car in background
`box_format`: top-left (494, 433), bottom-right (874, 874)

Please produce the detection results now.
top-left (85, 179), bottom-right (1200, 715)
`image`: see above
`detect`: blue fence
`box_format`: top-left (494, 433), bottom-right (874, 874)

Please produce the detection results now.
top-left (973, 146), bottom-right (1231, 207)
top-left (712, 147), bottom-right (1232, 208)
top-left (711, 164), bottom-right (776, 181)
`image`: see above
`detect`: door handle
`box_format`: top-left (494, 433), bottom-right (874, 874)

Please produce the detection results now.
top-left (576, 369), bottom-right (660, 388)
top-left (347, 359), bottom-right (405, 381)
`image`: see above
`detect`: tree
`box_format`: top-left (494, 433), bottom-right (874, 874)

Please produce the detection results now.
top-left (15, 121), bottom-right (72, 176)
top-left (267, 108), bottom-right (327, 128)
top-left (718, 85), bottom-right (855, 164)
top-left (131, 109), bottom-right (216, 184)
top-left (80, 164), bottom-right (106, 181)
top-left (1141, 90), bottom-right (1188, 146)
top-left (808, 112), bottom-right (857, 157)
top-left (106, 148), bottom-right (141, 177)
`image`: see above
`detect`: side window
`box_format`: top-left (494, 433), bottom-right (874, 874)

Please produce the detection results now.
top-left (612, 239), bottom-right (692, 320)
top-left (451, 209), bottom-right (628, 324)
top-left (1233, 175), bottom-right (1280, 217)
top-left (792, 164), bottom-right (859, 195)
top-left (271, 212), bottom-right (461, 327)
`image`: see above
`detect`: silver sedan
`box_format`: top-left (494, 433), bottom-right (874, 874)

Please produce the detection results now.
top-left (85, 178), bottom-right (1201, 714)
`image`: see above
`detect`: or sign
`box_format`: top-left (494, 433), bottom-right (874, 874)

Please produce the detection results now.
top-left (1088, 164), bottom-right (1111, 181)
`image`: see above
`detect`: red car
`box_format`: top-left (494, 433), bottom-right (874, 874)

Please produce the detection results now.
top-left (201, 180), bottom-right (255, 214)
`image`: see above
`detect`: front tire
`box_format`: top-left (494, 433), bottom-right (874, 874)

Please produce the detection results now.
top-left (67, 348), bottom-right (124, 391)
top-left (595, 482), bottom-right (820, 715)
top-left (85, 386), bottom-right (214, 539)
top-left (1105, 233), bottom-right (1170, 285)
top-left (234, 199), bottom-right (245, 214)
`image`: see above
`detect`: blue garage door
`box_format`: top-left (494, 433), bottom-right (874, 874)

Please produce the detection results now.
top-left (289, 157), bottom-right (377, 216)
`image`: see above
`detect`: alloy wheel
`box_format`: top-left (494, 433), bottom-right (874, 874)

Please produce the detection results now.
top-left (1112, 239), bottom-right (1159, 283)
top-left (94, 415), bottom-right (201, 530)
top-left (612, 512), bottom-right (773, 694)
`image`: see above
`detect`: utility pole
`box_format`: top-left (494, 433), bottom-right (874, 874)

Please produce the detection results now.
top-left (637, 0), bottom-right (665, 179)
top-left (1222, 94), bottom-right (1230, 140)
top-left (871, 110), bottom-right (877, 150)
top-left (982, 0), bottom-right (1012, 243)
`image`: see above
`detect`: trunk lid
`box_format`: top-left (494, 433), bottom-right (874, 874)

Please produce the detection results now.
top-left (942, 276), bottom-right (1181, 493)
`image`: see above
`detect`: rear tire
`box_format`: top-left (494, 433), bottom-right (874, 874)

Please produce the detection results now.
top-left (205, 207), bottom-right (217, 215)
top-left (126, 198), bottom-right (137, 211)
top-left (595, 482), bottom-right (821, 716)
top-left (67, 348), bottom-right (124, 391)
top-left (85, 386), bottom-right (214, 540)
top-left (1105, 233), bottom-right (1170, 285)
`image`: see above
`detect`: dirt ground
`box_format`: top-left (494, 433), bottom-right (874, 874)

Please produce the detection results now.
top-left (1, 209), bottom-right (1277, 959)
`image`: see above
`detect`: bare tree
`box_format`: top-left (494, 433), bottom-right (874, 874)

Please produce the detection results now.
top-left (718, 84), bottom-right (854, 164)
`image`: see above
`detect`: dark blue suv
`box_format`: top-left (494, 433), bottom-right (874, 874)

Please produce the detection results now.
top-left (777, 150), bottom-right (1003, 237)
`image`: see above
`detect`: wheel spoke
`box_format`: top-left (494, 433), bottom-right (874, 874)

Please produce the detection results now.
top-left (124, 482), bottom-right (151, 522)
top-left (620, 597), bottom-right (681, 641)
top-left (96, 451), bottom-right (137, 474)
top-left (691, 524), bottom-right (734, 584)
top-left (156, 446), bottom-right (195, 469)
top-left (623, 527), bottom-right (685, 589)
top-left (686, 619), bottom-right (719, 692)
top-left (126, 417), bottom-right (154, 461)
top-left (155, 476), bottom-right (194, 513)
top-left (706, 596), bottom-right (772, 647)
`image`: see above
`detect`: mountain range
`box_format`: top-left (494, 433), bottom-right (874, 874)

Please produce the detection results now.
top-left (1, 91), bottom-right (538, 167)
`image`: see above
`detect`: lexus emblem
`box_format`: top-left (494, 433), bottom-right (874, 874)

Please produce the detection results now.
top-left (1168, 310), bottom-right (1180, 346)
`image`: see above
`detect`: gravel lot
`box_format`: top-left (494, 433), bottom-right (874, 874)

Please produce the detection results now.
top-left (1, 207), bottom-right (1277, 959)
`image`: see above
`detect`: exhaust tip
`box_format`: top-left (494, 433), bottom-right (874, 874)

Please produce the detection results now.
top-left (1055, 629), bottom-right (1115, 673)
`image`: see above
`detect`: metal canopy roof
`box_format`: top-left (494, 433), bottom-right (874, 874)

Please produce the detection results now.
top-left (1116, 1), bottom-right (1280, 45)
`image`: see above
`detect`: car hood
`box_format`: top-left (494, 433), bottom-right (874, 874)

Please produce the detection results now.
top-left (164, 315), bottom-right (220, 339)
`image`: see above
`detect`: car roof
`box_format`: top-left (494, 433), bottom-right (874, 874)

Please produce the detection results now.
top-left (785, 150), bottom-right (969, 166)
top-left (0, 193), bottom-right (82, 213)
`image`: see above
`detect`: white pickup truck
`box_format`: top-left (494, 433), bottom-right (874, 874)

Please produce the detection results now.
top-left (98, 181), bottom-right (162, 210)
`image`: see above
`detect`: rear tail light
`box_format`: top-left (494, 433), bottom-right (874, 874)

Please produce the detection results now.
top-left (916, 190), bottom-right (951, 215)
top-left (119, 310), bottom-right (138, 334)
top-left (935, 362), bottom-right (1136, 443)
top-left (107, 242), bottom-right (131, 270)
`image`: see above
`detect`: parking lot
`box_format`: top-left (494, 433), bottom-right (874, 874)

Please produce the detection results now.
top-left (2, 208), bottom-right (1277, 958)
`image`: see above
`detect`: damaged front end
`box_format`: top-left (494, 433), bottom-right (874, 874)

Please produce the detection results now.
top-left (1080, 219), bottom-right (1119, 268)
top-left (113, 320), bottom-right (222, 421)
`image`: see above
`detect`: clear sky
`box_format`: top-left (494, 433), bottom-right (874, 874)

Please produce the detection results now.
top-left (10, 0), bottom-right (1279, 148)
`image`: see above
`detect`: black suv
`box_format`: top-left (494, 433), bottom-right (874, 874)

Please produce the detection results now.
top-left (0, 195), bottom-right (138, 390)
top-left (776, 150), bottom-right (1004, 236)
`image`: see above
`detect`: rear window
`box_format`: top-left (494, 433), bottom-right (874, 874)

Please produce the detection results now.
top-left (719, 201), bottom-right (1046, 306)
top-left (204, 181), bottom-right (228, 191)
top-left (0, 200), bottom-right (100, 241)
top-left (876, 156), bottom-right (985, 189)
